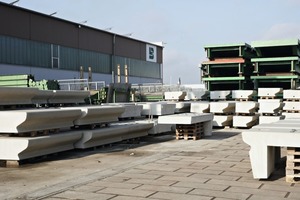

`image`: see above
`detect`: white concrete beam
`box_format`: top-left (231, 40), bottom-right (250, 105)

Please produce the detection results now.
top-left (258, 88), bottom-right (283, 97)
top-left (213, 115), bottom-right (233, 127)
top-left (283, 90), bottom-right (300, 99)
top-left (164, 91), bottom-right (186, 101)
top-left (190, 102), bottom-right (210, 113)
top-left (235, 102), bottom-right (258, 114)
top-left (210, 90), bottom-right (231, 100)
top-left (232, 90), bottom-right (257, 99)
top-left (210, 102), bottom-right (235, 114)
top-left (138, 102), bottom-right (175, 116)
top-left (233, 115), bottom-right (258, 128)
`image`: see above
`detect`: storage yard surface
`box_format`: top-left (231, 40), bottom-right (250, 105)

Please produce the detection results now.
top-left (1, 129), bottom-right (299, 200)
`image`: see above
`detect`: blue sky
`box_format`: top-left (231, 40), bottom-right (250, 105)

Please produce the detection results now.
top-left (2, 0), bottom-right (300, 84)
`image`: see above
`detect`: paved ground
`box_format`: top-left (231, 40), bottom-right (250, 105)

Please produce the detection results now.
top-left (1, 129), bottom-right (300, 200)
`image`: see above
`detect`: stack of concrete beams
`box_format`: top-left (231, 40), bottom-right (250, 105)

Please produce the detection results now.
top-left (232, 90), bottom-right (259, 128)
top-left (209, 91), bottom-right (235, 127)
top-left (258, 88), bottom-right (284, 124)
top-left (201, 43), bottom-right (256, 91)
top-left (251, 39), bottom-right (300, 89)
top-left (282, 90), bottom-right (300, 119)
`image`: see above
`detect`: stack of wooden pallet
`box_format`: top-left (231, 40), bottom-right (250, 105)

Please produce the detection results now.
top-left (286, 147), bottom-right (300, 183)
top-left (175, 123), bottom-right (204, 140)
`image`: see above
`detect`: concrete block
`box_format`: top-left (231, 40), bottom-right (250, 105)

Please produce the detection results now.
top-left (169, 101), bottom-right (191, 113)
top-left (259, 116), bottom-right (284, 124)
top-left (258, 100), bottom-right (284, 114)
top-left (213, 115), bottom-right (233, 127)
top-left (138, 102), bottom-right (175, 116)
top-left (158, 113), bottom-right (213, 136)
top-left (185, 90), bottom-right (209, 100)
top-left (74, 122), bottom-right (152, 149)
top-left (210, 102), bottom-right (235, 114)
top-left (232, 90), bottom-right (257, 99)
top-left (242, 120), bottom-right (300, 179)
top-left (32, 90), bottom-right (54, 104)
top-left (0, 130), bottom-right (82, 160)
top-left (48, 90), bottom-right (90, 104)
top-left (102, 103), bottom-right (142, 119)
top-left (0, 108), bottom-right (82, 133)
top-left (0, 87), bottom-right (38, 105)
top-left (258, 88), bottom-right (283, 97)
top-left (283, 101), bottom-right (300, 111)
top-left (233, 115), bottom-right (258, 128)
top-left (235, 102), bottom-right (258, 114)
top-left (164, 91), bottom-right (186, 101)
top-left (210, 90), bottom-right (231, 100)
top-left (61, 106), bottom-right (125, 126)
top-left (283, 90), bottom-right (300, 99)
top-left (282, 112), bottom-right (300, 119)
top-left (139, 119), bottom-right (173, 135)
top-left (190, 102), bottom-right (210, 113)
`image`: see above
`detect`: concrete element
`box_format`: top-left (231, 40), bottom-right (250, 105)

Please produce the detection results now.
top-left (232, 90), bottom-right (257, 99)
top-left (0, 108), bottom-right (82, 133)
top-left (258, 88), bottom-right (283, 97)
top-left (283, 89), bottom-right (300, 99)
top-left (242, 119), bottom-right (300, 179)
top-left (0, 130), bottom-right (82, 160)
top-left (235, 102), bottom-right (258, 114)
top-left (190, 102), bottom-right (210, 113)
top-left (210, 90), bottom-right (231, 100)
top-left (158, 113), bottom-right (213, 136)
top-left (164, 91), bottom-right (186, 101)
top-left (138, 102), bottom-right (175, 116)
top-left (74, 122), bottom-right (153, 149)
top-left (282, 112), bottom-right (300, 119)
top-left (48, 90), bottom-right (90, 104)
top-left (0, 87), bottom-right (38, 105)
top-left (213, 115), bottom-right (233, 127)
top-left (258, 100), bottom-right (284, 114)
top-left (259, 115), bottom-right (285, 124)
top-left (102, 103), bottom-right (143, 119)
top-left (61, 106), bottom-right (125, 126)
top-left (233, 115), bottom-right (259, 128)
top-left (169, 101), bottom-right (191, 113)
top-left (283, 101), bottom-right (300, 111)
top-left (185, 90), bottom-right (209, 100)
top-left (31, 90), bottom-right (54, 104)
top-left (137, 119), bottom-right (173, 135)
top-left (210, 102), bottom-right (235, 114)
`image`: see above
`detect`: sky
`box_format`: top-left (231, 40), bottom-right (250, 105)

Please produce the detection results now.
top-left (1, 0), bottom-right (300, 84)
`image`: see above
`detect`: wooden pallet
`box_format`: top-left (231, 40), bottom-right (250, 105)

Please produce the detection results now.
top-left (286, 147), bottom-right (300, 183)
top-left (260, 96), bottom-right (276, 99)
top-left (175, 123), bottom-right (204, 140)
top-left (235, 98), bottom-right (251, 102)
top-left (285, 99), bottom-right (300, 102)
top-left (283, 110), bottom-right (300, 113)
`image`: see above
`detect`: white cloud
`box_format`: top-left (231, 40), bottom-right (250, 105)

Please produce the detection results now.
top-left (261, 23), bottom-right (300, 40)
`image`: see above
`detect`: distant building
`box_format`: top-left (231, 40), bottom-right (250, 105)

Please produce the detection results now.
top-left (0, 2), bottom-right (163, 84)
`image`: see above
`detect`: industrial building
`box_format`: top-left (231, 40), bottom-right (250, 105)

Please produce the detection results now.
top-left (0, 2), bottom-right (163, 84)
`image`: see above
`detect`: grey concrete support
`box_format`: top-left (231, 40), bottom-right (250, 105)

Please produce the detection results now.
top-left (0, 87), bottom-right (38, 105)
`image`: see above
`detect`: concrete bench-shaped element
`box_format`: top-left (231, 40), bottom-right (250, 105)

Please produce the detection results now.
top-left (210, 102), bottom-right (235, 114)
top-left (0, 130), bottom-right (82, 161)
top-left (139, 102), bottom-right (175, 116)
top-left (258, 88), bottom-right (283, 97)
top-left (74, 122), bottom-right (153, 149)
top-left (283, 101), bottom-right (300, 111)
top-left (242, 120), bottom-right (300, 179)
top-left (232, 90), bottom-right (257, 100)
top-left (169, 102), bottom-right (191, 113)
top-left (213, 115), bottom-right (233, 127)
top-left (102, 103), bottom-right (142, 119)
top-left (0, 87), bottom-right (38, 105)
top-left (210, 90), bottom-right (231, 100)
top-left (258, 99), bottom-right (284, 114)
top-left (158, 113), bottom-right (213, 136)
top-left (233, 115), bottom-right (259, 128)
top-left (0, 108), bottom-right (82, 133)
top-left (190, 101), bottom-right (210, 113)
top-left (185, 90), bottom-right (209, 101)
top-left (283, 90), bottom-right (300, 99)
top-left (235, 102), bottom-right (258, 114)
top-left (61, 106), bottom-right (125, 126)
top-left (31, 90), bottom-right (54, 104)
top-left (164, 91), bottom-right (186, 101)
top-left (48, 90), bottom-right (90, 104)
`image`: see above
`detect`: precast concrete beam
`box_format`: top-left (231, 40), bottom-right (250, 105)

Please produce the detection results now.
top-left (164, 91), bottom-right (186, 101)
top-left (61, 106), bottom-right (125, 126)
top-left (74, 122), bottom-right (152, 149)
top-left (0, 108), bottom-right (82, 133)
top-left (0, 87), bottom-right (38, 105)
top-left (259, 116), bottom-right (284, 124)
top-left (210, 90), bottom-right (231, 100)
top-left (31, 90), bottom-right (54, 104)
top-left (185, 90), bottom-right (209, 101)
top-left (0, 130), bottom-right (82, 161)
top-left (138, 102), bottom-right (175, 116)
top-left (168, 101), bottom-right (191, 113)
top-left (158, 113), bottom-right (213, 136)
top-left (102, 103), bottom-right (142, 119)
top-left (282, 112), bottom-right (300, 119)
top-left (258, 100), bottom-right (284, 114)
top-left (210, 102), bottom-right (235, 114)
top-left (242, 122), bottom-right (300, 179)
top-left (190, 102), bottom-right (210, 113)
top-left (233, 115), bottom-right (258, 128)
top-left (283, 90), bottom-right (300, 99)
top-left (213, 115), bottom-right (233, 127)
top-left (48, 90), bottom-right (90, 104)
top-left (258, 88), bottom-right (283, 97)
top-left (283, 101), bottom-right (300, 111)
top-left (235, 102), bottom-right (258, 114)
top-left (232, 90), bottom-right (257, 100)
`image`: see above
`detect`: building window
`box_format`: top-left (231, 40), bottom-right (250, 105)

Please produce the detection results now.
top-left (51, 44), bottom-right (60, 69)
